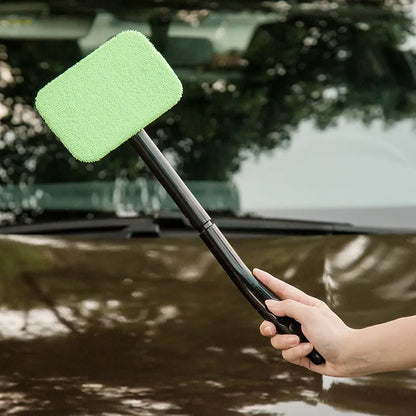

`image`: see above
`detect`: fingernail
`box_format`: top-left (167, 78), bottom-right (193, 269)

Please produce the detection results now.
top-left (265, 299), bottom-right (279, 308)
top-left (264, 326), bottom-right (273, 336)
top-left (288, 336), bottom-right (299, 346)
top-left (302, 343), bottom-right (313, 352)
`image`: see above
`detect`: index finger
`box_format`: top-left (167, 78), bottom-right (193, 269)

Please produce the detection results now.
top-left (253, 268), bottom-right (318, 306)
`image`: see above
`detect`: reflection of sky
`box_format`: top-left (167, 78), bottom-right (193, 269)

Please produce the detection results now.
top-left (234, 118), bottom-right (416, 211)
top-left (402, 2), bottom-right (416, 51)
top-left (235, 400), bottom-right (368, 416)
top-left (0, 307), bottom-right (72, 339)
top-left (0, 299), bottom-right (182, 341)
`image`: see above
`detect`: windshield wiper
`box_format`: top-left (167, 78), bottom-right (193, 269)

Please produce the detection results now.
top-left (0, 212), bottom-right (412, 237)
top-left (0, 217), bottom-right (160, 238)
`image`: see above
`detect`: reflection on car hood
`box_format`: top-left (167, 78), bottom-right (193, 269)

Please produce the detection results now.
top-left (2, 232), bottom-right (416, 331)
top-left (1, 233), bottom-right (416, 415)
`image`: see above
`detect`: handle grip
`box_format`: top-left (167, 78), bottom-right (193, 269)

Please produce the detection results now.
top-left (264, 306), bottom-right (325, 365)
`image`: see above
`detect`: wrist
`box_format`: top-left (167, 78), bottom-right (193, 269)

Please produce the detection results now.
top-left (336, 327), bottom-right (374, 377)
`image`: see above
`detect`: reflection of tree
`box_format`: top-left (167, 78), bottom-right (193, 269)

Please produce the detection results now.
top-left (22, 272), bottom-right (80, 333)
top-left (0, 40), bottom-right (140, 184)
top-left (1, 232), bottom-right (416, 414)
top-left (0, 237), bottom-right (50, 300)
top-left (0, 39), bottom-right (151, 222)
top-left (1, 1), bottom-right (416, 213)
top-left (143, 2), bottom-right (415, 183)
top-left (164, 2), bottom-right (416, 180)
top-left (0, 237), bottom-right (79, 333)
top-left (245, 5), bottom-right (416, 129)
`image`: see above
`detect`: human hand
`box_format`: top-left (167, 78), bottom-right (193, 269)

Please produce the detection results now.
top-left (254, 268), bottom-right (357, 377)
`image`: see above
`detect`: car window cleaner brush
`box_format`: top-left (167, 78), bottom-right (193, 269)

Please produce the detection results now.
top-left (35, 30), bottom-right (325, 365)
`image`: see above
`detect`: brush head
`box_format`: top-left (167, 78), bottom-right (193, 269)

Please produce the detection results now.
top-left (35, 30), bottom-right (183, 162)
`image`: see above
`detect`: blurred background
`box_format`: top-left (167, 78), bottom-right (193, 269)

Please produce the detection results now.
top-left (2, 0), bottom-right (416, 227)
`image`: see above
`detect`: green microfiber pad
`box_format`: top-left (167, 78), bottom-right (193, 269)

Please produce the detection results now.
top-left (35, 30), bottom-right (183, 162)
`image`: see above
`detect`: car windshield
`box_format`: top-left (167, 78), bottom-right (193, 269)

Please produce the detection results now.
top-left (2, 0), bottom-right (416, 228)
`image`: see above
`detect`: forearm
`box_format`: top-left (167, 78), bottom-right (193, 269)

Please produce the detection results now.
top-left (343, 315), bottom-right (416, 376)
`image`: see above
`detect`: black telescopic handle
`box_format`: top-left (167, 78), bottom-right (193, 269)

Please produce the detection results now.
top-left (129, 130), bottom-right (325, 365)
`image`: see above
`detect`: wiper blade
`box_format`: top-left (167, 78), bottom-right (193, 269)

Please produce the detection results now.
top-left (211, 216), bottom-right (411, 235)
top-left (0, 217), bottom-right (160, 238)
top-left (0, 212), bottom-right (412, 237)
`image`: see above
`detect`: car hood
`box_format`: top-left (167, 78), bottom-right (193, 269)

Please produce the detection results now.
top-left (2, 232), bottom-right (415, 332)
top-left (1, 233), bottom-right (416, 415)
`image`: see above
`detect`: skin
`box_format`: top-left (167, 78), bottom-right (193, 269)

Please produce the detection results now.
top-left (254, 268), bottom-right (416, 377)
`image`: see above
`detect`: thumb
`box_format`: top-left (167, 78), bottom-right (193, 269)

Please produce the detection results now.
top-left (265, 299), bottom-right (312, 324)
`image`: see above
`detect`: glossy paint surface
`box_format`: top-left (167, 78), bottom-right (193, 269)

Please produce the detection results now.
top-left (0, 233), bottom-right (415, 415)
